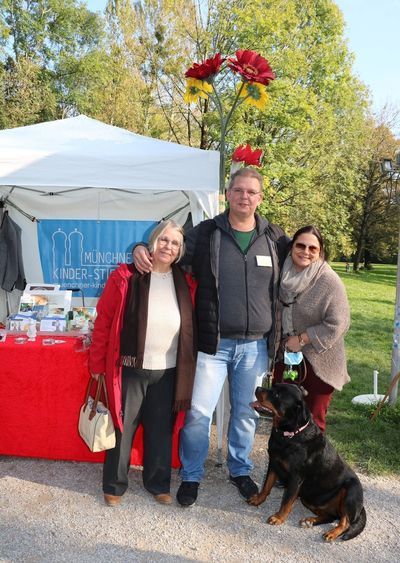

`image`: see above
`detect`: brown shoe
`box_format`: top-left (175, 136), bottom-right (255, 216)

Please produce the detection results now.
top-left (154, 493), bottom-right (172, 505)
top-left (104, 493), bottom-right (122, 507)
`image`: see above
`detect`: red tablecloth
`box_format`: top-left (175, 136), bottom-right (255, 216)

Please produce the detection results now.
top-left (1, 335), bottom-right (183, 467)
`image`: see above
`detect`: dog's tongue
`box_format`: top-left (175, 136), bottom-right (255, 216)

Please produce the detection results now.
top-left (250, 401), bottom-right (261, 410)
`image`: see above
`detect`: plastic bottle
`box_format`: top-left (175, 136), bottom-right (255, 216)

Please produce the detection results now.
top-left (27, 319), bottom-right (37, 341)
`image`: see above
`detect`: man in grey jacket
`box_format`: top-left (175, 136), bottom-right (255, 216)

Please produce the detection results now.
top-left (133, 168), bottom-right (288, 506)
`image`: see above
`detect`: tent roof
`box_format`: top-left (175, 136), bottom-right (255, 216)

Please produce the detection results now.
top-left (0, 115), bottom-right (219, 193)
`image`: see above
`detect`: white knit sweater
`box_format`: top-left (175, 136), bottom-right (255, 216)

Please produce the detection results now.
top-left (142, 271), bottom-right (181, 370)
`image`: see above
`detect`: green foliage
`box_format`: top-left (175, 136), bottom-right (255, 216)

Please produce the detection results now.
top-left (0, 57), bottom-right (57, 128)
top-left (229, 0), bottom-right (370, 254)
top-left (0, 0), bottom-right (105, 123)
top-left (0, 0), bottom-right (397, 260)
top-left (0, 0), bottom-right (103, 63)
top-left (348, 118), bottom-right (400, 268)
top-left (327, 263), bottom-right (400, 475)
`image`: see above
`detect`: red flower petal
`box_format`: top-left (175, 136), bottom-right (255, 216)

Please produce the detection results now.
top-left (227, 49), bottom-right (275, 86)
top-left (232, 144), bottom-right (263, 166)
top-left (232, 145), bottom-right (246, 161)
top-left (185, 52), bottom-right (225, 80)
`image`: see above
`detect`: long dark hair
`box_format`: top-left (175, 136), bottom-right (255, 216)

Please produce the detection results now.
top-left (290, 225), bottom-right (326, 261)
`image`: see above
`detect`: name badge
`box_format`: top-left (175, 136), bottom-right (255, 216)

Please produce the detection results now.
top-left (256, 255), bottom-right (272, 267)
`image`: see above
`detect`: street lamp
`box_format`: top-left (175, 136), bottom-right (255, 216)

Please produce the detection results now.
top-left (381, 154), bottom-right (400, 405)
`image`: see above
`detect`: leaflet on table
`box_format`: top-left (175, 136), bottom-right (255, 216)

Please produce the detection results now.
top-left (69, 307), bottom-right (97, 331)
top-left (39, 318), bottom-right (67, 332)
top-left (8, 314), bottom-right (36, 332)
top-left (17, 290), bottom-right (72, 318)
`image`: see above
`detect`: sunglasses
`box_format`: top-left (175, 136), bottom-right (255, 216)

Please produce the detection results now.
top-left (293, 242), bottom-right (320, 254)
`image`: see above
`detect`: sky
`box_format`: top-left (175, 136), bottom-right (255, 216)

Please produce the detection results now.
top-left (335, 0), bottom-right (400, 115)
top-left (86, 0), bottom-right (400, 121)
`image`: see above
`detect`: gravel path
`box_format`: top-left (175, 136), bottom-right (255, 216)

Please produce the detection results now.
top-left (1, 420), bottom-right (399, 562)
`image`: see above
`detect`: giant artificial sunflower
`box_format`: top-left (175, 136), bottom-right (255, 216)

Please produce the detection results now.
top-left (184, 78), bottom-right (213, 104)
top-left (232, 144), bottom-right (263, 167)
top-left (239, 82), bottom-right (269, 110)
top-left (185, 52), bottom-right (225, 81)
top-left (228, 50), bottom-right (275, 86)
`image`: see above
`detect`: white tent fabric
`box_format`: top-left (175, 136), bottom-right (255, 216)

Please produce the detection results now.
top-left (0, 115), bottom-right (219, 220)
top-left (0, 115), bottom-right (220, 320)
top-left (0, 116), bottom-right (229, 455)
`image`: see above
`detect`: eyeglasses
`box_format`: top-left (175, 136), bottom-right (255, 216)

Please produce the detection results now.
top-left (293, 242), bottom-right (320, 254)
top-left (229, 188), bottom-right (262, 198)
top-left (158, 236), bottom-right (182, 250)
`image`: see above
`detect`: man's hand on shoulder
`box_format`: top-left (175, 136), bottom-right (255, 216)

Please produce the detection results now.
top-left (132, 244), bottom-right (153, 274)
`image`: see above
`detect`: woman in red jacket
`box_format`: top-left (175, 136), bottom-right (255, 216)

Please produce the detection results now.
top-left (89, 220), bottom-right (197, 507)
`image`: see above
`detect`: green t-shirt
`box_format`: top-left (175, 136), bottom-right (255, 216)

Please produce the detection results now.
top-left (232, 228), bottom-right (256, 253)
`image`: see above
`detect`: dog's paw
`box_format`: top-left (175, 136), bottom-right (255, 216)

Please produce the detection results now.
top-left (299, 517), bottom-right (315, 528)
top-left (267, 514), bottom-right (285, 526)
top-left (247, 493), bottom-right (265, 506)
top-left (323, 528), bottom-right (341, 542)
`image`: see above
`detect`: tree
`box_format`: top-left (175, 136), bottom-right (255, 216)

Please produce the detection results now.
top-left (0, 55), bottom-right (57, 128)
top-left (349, 112), bottom-right (400, 270)
top-left (224, 0), bottom-right (370, 254)
top-left (0, 0), bottom-right (105, 124)
top-left (1, 0), bottom-right (396, 262)
top-left (79, 0), bottom-right (375, 256)
top-left (0, 0), bottom-right (103, 64)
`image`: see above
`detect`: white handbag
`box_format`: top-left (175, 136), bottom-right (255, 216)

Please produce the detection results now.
top-left (78, 374), bottom-right (116, 452)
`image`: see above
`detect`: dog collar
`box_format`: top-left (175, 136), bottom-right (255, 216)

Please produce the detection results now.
top-left (282, 419), bottom-right (310, 438)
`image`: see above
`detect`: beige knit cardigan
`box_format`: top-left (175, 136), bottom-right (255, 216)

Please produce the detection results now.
top-left (288, 261), bottom-right (351, 391)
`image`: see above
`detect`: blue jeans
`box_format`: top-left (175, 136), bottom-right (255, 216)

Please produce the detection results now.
top-left (179, 338), bottom-right (268, 482)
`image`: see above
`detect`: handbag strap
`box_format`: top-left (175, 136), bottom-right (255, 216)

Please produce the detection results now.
top-left (99, 374), bottom-right (110, 409)
top-left (84, 374), bottom-right (110, 420)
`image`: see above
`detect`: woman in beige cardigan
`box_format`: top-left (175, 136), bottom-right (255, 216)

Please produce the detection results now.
top-left (274, 225), bottom-right (350, 432)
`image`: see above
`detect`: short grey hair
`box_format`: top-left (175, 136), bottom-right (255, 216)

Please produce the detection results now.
top-left (148, 220), bottom-right (185, 263)
top-left (227, 167), bottom-right (264, 192)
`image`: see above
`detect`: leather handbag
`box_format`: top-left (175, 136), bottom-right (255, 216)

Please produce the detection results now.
top-left (78, 374), bottom-right (116, 452)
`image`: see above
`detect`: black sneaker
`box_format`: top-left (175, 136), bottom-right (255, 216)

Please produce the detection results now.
top-left (176, 481), bottom-right (199, 507)
top-left (229, 475), bottom-right (258, 500)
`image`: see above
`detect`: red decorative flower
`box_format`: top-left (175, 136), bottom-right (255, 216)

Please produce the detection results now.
top-left (185, 52), bottom-right (225, 80)
top-left (227, 50), bottom-right (275, 85)
top-left (232, 144), bottom-right (263, 167)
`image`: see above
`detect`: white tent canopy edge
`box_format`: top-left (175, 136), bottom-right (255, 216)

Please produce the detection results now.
top-left (0, 115), bottom-right (220, 320)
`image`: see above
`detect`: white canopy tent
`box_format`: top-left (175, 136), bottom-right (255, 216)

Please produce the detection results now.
top-left (0, 115), bottom-right (228, 456)
top-left (0, 115), bottom-right (219, 318)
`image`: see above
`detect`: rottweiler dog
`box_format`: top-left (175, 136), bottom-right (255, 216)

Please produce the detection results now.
top-left (249, 383), bottom-right (366, 541)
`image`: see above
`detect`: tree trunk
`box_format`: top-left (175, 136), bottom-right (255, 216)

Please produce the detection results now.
top-left (353, 236), bottom-right (364, 271)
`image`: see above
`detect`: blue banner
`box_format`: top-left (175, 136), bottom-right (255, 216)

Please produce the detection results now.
top-left (37, 220), bottom-right (156, 297)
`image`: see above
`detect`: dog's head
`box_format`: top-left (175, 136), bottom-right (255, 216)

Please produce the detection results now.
top-left (252, 383), bottom-right (310, 431)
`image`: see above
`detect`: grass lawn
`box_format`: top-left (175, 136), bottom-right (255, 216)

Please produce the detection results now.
top-left (327, 263), bottom-right (400, 475)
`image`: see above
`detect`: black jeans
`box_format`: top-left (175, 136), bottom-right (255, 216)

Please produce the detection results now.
top-left (103, 366), bottom-right (175, 496)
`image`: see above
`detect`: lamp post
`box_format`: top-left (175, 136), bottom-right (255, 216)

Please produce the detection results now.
top-left (381, 154), bottom-right (400, 405)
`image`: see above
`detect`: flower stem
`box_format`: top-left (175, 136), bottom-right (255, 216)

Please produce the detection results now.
top-left (224, 81), bottom-right (245, 130)
top-left (210, 81), bottom-right (249, 194)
